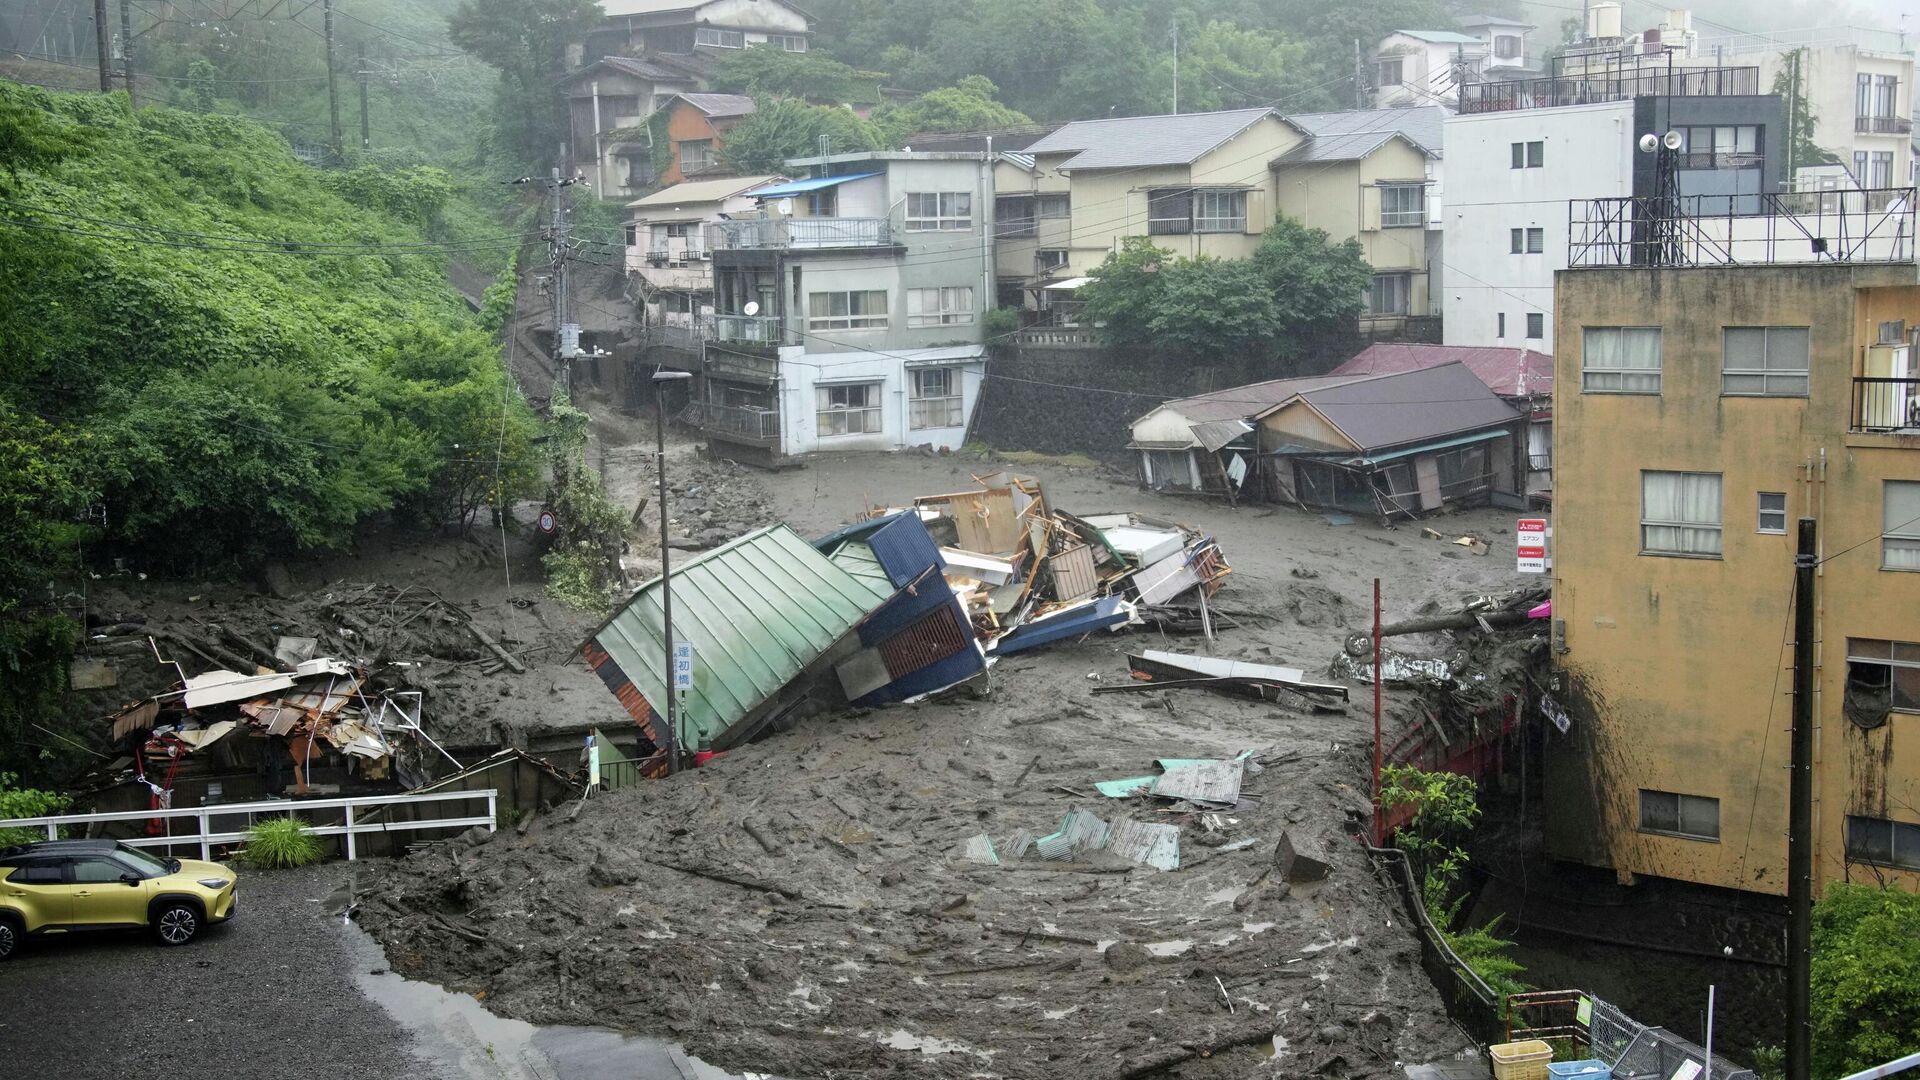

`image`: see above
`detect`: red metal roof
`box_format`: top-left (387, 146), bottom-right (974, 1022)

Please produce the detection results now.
top-left (1329, 343), bottom-right (1553, 400)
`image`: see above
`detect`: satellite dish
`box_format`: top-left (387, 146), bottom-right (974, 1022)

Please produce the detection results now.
top-left (743, 301), bottom-right (761, 317)
top-left (1638, 133), bottom-right (1660, 153)
top-left (1662, 130), bottom-right (1684, 151)
top-left (777, 198), bottom-right (795, 216)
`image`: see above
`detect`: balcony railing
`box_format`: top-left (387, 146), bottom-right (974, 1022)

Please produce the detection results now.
top-left (1569, 188), bottom-right (1916, 268)
top-left (1459, 65), bottom-right (1759, 113)
top-left (1857, 115), bottom-right (1914, 136)
top-left (1853, 377), bottom-right (1920, 433)
top-left (645, 249), bottom-right (708, 266)
top-left (642, 320), bottom-right (711, 352)
top-left (712, 314), bottom-right (785, 345)
top-left (707, 216), bottom-right (894, 251)
top-left (683, 401), bottom-right (782, 445)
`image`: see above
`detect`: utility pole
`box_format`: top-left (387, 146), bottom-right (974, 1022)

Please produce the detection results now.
top-left (93, 0), bottom-right (112, 93)
top-left (548, 168), bottom-right (578, 393)
top-left (1355, 39), bottom-right (1366, 110)
top-left (1785, 49), bottom-right (1800, 183)
top-left (1171, 24), bottom-right (1179, 115)
top-left (1372, 578), bottom-right (1384, 845)
top-left (357, 46), bottom-right (370, 149)
top-left (1787, 516), bottom-right (1817, 1080)
top-left (117, 0), bottom-right (134, 108)
top-left (322, 0), bottom-right (342, 156)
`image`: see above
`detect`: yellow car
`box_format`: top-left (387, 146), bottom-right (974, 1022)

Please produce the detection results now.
top-left (0, 839), bottom-right (237, 959)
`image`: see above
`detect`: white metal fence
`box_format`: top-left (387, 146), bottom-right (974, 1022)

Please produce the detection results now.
top-left (0, 789), bottom-right (498, 862)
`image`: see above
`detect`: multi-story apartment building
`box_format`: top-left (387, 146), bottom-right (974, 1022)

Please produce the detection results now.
top-left (1374, 16), bottom-right (1539, 110)
top-left (1444, 67), bottom-right (1784, 351)
top-left (686, 152), bottom-right (995, 463)
top-left (1545, 183), bottom-right (1920, 896)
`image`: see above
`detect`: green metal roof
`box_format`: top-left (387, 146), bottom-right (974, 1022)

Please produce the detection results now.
top-left (825, 539), bottom-right (894, 596)
top-left (590, 525), bottom-right (897, 749)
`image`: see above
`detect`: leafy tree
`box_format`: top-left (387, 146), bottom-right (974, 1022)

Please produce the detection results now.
top-left (446, 0), bottom-right (601, 167)
top-left (721, 99), bottom-right (883, 175)
top-left (710, 44), bottom-right (883, 104)
top-left (1773, 50), bottom-right (1841, 171)
top-left (1172, 21), bottom-right (1321, 114)
top-left (1810, 884), bottom-right (1920, 1078)
top-left (872, 76), bottom-right (1034, 144)
top-left (1251, 216), bottom-right (1371, 369)
top-left (1079, 236), bottom-right (1170, 346)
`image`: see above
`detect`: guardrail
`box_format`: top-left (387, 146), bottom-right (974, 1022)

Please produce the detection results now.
top-left (0, 789), bottom-right (497, 862)
top-left (1568, 188), bottom-right (1916, 268)
top-left (1853, 376), bottom-right (1920, 433)
top-left (1857, 116), bottom-right (1914, 136)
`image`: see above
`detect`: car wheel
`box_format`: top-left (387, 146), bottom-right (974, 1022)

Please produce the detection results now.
top-left (152, 902), bottom-right (199, 946)
top-left (0, 916), bottom-right (18, 961)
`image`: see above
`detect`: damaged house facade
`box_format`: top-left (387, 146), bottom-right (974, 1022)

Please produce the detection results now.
top-left (1130, 363), bottom-right (1528, 517)
top-left (687, 151), bottom-right (995, 464)
top-left (626, 173), bottom-right (787, 359)
top-left (1545, 185), bottom-right (1920, 896)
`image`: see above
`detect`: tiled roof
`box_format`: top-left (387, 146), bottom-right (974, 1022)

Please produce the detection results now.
top-left (1297, 363), bottom-right (1522, 450)
top-left (1286, 105), bottom-right (1447, 155)
top-left (675, 93), bottom-right (757, 119)
top-left (1023, 108), bottom-right (1278, 170)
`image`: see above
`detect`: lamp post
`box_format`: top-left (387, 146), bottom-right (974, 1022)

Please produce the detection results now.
top-left (652, 368), bottom-right (694, 774)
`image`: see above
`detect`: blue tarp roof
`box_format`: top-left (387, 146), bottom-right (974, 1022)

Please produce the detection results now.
top-left (749, 172), bottom-right (884, 198)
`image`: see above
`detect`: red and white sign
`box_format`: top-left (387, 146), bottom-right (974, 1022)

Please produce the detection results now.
top-left (1516, 517), bottom-right (1549, 574)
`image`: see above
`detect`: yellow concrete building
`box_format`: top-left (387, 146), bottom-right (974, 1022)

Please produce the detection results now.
top-left (1547, 224), bottom-right (1920, 896)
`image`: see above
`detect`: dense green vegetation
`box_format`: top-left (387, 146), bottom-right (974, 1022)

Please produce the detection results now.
top-left (1078, 222), bottom-right (1372, 376)
top-left (0, 84), bottom-right (538, 781)
top-left (238, 817), bottom-right (326, 869)
top-left (1810, 883), bottom-right (1920, 1078)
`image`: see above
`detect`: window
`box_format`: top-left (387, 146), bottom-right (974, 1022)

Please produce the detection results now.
top-left (1879, 319), bottom-right (1908, 345)
top-left (1582, 326), bottom-right (1663, 393)
top-left (1511, 140), bottom-right (1544, 169)
top-left (694, 27), bottom-right (745, 48)
top-left (1147, 188), bottom-right (1192, 234)
top-left (995, 195), bottom-right (1036, 238)
top-left (1884, 480), bottom-right (1920, 570)
top-left (767, 34), bottom-right (808, 52)
top-left (1721, 326), bottom-right (1810, 396)
top-left (807, 187), bottom-right (837, 218)
top-left (906, 192), bottom-right (972, 231)
top-left (808, 290), bottom-right (889, 331)
top-left (1497, 313), bottom-right (1507, 339)
top-left (907, 286), bottom-right (974, 328)
top-left (1847, 638), bottom-right (1920, 717)
top-left (1194, 189), bottom-right (1248, 232)
top-left (1641, 470), bottom-right (1723, 557)
top-left (678, 139), bottom-right (715, 172)
top-left (1368, 273), bottom-right (1410, 316)
top-left (664, 223), bottom-right (691, 239)
top-left (1380, 184), bottom-right (1425, 227)
top-left (1526, 313), bottom-right (1544, 339)
top-left (1494, 34), bottom-right (1522, 59)
top-left (909, 367), bottom-right (964, 429)
top-left (1377, 57), bottom-right (1403, 86)
top-left (624, 223), bottom-right (639, 246)
top-left (1510, 227), bottom-right (1543, 253)
top-left (1858, 73), bottom-right (1899, 120)
top-left (1758, 491), bottom-right (1787, 534)
top-left (1037, 249), bottom-right (1068, 272)
top-left (1037, 193), bottom-right (1070, 219)
top-left (70, 858), bottom-right (127, 884)
top-left (1847, 816), bottom-right (1920, 870)
top-left (1678, 125), bottom-right (1760, 168)
top-left (7, 862), bottom-right (61, 884)
top-left (1639, 790), bottom-right (1721, 841)
top-left (816, 383), bottom-right (882, 436)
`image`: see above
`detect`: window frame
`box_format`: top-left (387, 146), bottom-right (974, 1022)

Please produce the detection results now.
top-left (1581, 326), bottom-right (1664, 394)
top-left (1846, 637), bottom-right (1920, 715)
top-left (1721, 326), bottom-right (1810, 397)
top-left (906, 286), bottom-right (975, 329)
top-left (694, 27), bottom-right (745, 48)
top-left (815, 382), bottom-right (884, 438)
top-left (1526, 313), bottom-right (1545, 340)
top-left (908, 367), bottom-right (964, 430)
top-left (1367, 272), bottom-right (1411, 317)
top-left (1379, 183), bottom-right (1425, 228)
top-left (806, 290), bottom-right (890, 332)
top-left (1884, 480), bottom-right (1920, 571)
top-left (1757, 491), bottom-right (1787, 534)
top-left (994, 195), bottom-right (1036, 238)
top-left (1497, 313), bottom-right (1507, 339)
top-left (1639, 789), bottom-right (1722, 842)
top-left (767, 34), bottom-right (808, 52)
top-left (1193, 189), bottom-right (1248, 233)
top-left (678, 139), bottom-right (715, 171)
top-left (1037, 248), bottom-right (1069, 273)
top-left (905, 191), bottom-right (973, 231)
top-left (1037, 193), bottom-right (1071, 219)
top-left (1377, 57), bottom-right (1404, 86)
top-left (1640, 469), bottom-right (1723, 558)
top-left (1846, 815), bottom-right (1920, 870)
top-left (1146, 188), bottom-right (1193, 235)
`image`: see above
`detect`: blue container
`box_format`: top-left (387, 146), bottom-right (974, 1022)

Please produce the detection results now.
top-left (1547, 1062), bottom-right (1611, 1080)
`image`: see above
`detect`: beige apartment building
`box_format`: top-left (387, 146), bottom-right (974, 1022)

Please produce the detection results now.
top-left (1546, 194), bottom-right (1920, 896)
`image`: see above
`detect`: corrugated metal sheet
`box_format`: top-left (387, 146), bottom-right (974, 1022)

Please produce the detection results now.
top-left (1190, 418), bottom-right (1253, 453)
top-left (1152, 760), bottom-right (1245, 807)
top-left (1109, 819), bottom-right (1181, 870)
top-left (589, 526), bottom-right (897, 751)
top-left (1049, 544), bottom-right (1099, 602)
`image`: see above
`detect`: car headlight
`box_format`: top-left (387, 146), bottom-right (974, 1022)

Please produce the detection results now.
top-left (197, 878), bottom-right (231, 890)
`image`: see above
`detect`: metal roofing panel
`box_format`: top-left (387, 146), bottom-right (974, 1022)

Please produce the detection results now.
top-left (1296, 363), bottom-right (1524, 451)
top-left (1143, 375), bottom-right (1365, 426)
top-left (676, 92), bottom-right (757, 118)
top-left (1350, 427), bottom-right (1510, 465)
top-left (1283, 105), bottom-right (1448, 156)
top-left (1392, 29), bottom-right (1483, 43)
top-left (1329, 342), bottom-right (1553, 399)
top-left (1190, 418), bottom-right (1253, 453)
top-left (749, 172), bottom-right (884, 198)
top-left (1024, 108), bottom-right (1277, 170)
top-left (590, 526), bottom-right (895, 747)
top-left (627, 174), bottom-right (787, 209)
top-left (1271, 130), bottom-right (1402, 165)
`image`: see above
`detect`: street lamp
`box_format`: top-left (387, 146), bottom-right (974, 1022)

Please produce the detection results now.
top-left (651, 368), bottom-right (695, 774)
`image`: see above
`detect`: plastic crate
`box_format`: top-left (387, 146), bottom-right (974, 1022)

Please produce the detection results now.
top-left (1548, 1061), bottom-right (1612, 1080)
top-left (1491, 1040), bottom-right (1556, 1080)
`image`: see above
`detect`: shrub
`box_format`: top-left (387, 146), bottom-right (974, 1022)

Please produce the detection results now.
top-left (0, 773), bottom-right (68, 847)
top-left (237, 817), bottom-right (324, 868)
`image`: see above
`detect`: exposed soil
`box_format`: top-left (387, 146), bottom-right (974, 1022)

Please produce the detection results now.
top-left (345, 445), bottom-right (1537, 1078)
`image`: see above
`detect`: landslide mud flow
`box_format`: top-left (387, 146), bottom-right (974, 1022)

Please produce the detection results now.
top-left (356, 660), bottom-right (1470, 1078)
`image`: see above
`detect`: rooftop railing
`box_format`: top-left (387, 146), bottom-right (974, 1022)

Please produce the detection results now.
top-left (1459, 64), bottom-right (1759, 113)
top-left (1568, 188), bottom-right (1916, 268)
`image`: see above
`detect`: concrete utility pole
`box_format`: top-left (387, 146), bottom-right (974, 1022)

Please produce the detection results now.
top-left (1355, 39), bottom-right (1366, 109)
top-left (93, 0), bottom-right (112, 92)
top-left (117, 0), bottom-right (134, 108)
top-left (322, 0), bottom-right (342, 155)
top-left (1787, 516), bottom-right (1817, 1080)
top-left (547, 168), bottom-right (581, 393)
top-left (357, 47), bottom-right (370, 149)
top-left (652, 369), bottom-right (694, 774)
top-left (1171, 24), bottom-right (1179, 115)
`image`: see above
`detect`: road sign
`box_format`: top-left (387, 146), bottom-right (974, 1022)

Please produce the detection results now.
top-left (537, 510), bottom-right (558, 535)
top-left (1517, 517), bottom-right (1548, 574)
top-left (672, 642), bottom-right (696, 692)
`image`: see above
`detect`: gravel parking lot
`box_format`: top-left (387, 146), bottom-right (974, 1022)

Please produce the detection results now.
top-left (0, 864), bottom-right (446, 1080)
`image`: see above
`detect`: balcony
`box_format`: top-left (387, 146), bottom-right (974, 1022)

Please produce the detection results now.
top-left (683, 401), bottom-right (781, 446)
top-left (712, 314), bottom-right (785, 346)
top-left (1857, 115), bottom-right (1914, 136)
top-left (1459, 65), bottom-right (1759, 113)
top-left (707, 216), bottom-right (895, 251)
top-left (642, 320), bottom-right (711, 353)
top-left (645, 249), bottom-right (708, 266)
top-left (1852, 378), bottom-right (1920, 434)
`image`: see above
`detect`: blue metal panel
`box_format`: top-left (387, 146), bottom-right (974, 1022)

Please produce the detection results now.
top-left (747, 172), bottom-right (884, 198)
top-left (993, 596), bottom-right (1132, 655)
top-left (814, 512), bottom-right (946, 589)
